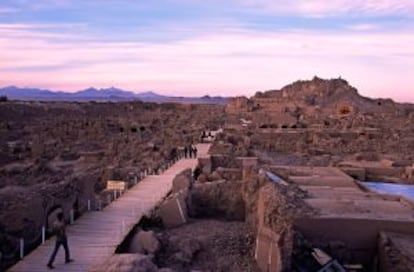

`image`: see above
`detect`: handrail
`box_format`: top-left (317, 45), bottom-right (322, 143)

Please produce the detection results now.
top-left (1, 151), bottom-right (187, 269)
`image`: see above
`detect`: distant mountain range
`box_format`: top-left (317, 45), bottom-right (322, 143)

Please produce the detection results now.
top-left (0, 86), bottom-right (230, 104)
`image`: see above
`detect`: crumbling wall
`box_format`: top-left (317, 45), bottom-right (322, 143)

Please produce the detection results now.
top-left (254, 183), bottom-right (314, 271)
top-left (240, 170), bottom-right (266, 232)
top-left (172, 168), bottom-right (192, 194)
top-left (189, 180), bottom-right (245, 221)
top-left (378, 232), bottom-right (414, 272)
top-left (211, 154), bottom-right (239, 169)
top-left (295, 218), bottom-right (414, 269)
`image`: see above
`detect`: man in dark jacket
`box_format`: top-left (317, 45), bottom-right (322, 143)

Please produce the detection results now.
top-left (47, 212), bottom-right (73, 269)
top-left (188, 145), bottom-right (193, 158)
top-left (184, 146), bottom-right (188, 158)
top-left (193, 146), bottom-right (198, 158)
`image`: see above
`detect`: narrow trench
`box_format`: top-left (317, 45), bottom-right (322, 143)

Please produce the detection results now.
top-left (114, 195), bottom-right (260, 272)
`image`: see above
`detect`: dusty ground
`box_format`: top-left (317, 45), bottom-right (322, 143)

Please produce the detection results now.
top-left (156, 219), bottom-right (260, 272)
top-left (380, 232), bottom-right (414, 272)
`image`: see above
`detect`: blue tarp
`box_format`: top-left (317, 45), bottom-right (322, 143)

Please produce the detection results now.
top-left (265, 171), bottom-right (284, 184)
top-left (364, 181), bottom-right (414, 201)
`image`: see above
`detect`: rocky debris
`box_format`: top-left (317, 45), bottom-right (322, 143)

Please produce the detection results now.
top-left (169, 236), bottom-right (202, 263)
top-left (88, 253), bottom-right (158, 272)
top-left (378, 232), bottom-right (414, 272)
top-left (189, 180), bottom-right (245, 221)
top-left (129, 230), bottom-right (161, 256)
top-left (195, 173), bottom-right (207, 183)
top-left (157, 220), bottom-right (259, 272)
top-left (214, 167), bottom-right (242, 180)
top-left (208, 170), bottom-right (222, 181)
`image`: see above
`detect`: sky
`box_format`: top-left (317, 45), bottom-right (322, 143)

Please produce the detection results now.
top-left (0, 0), bottom-right (413, 101)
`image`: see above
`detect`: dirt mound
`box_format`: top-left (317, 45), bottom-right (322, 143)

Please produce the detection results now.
top-left (189, 180), bottom-right (245, 221)
top-left (129, 230), bottom-right (161, 255)
top-left (156, 219), bottom-right (259, 272)
top-left (89, 253), bottom-right (158, 272)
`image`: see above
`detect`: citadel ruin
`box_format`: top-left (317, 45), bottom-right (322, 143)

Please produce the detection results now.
top-left (1, 77), bottom-right (414, 272)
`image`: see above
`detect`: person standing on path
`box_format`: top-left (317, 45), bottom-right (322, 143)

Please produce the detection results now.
top-left (47, 212), bottom-right (73, 269)
top-left (193, 146), bottom-right (198, 158)
top-left (188, 144), bottom-right (193, 158)
top-left (184, 146), bottom-right (188, 158)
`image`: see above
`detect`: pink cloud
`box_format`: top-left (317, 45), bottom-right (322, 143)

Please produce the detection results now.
top-left (0, 24), bottom-right (413, 101)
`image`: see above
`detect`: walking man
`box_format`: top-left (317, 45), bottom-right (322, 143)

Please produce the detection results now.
top-left (201, 130), bottom-right (206, 143)
top-left (188, 145), bottom-right (193, 158)
top-left (193, 146), bottom-right (198, 158)
top-left (47, 212), bottom-right (73, 269)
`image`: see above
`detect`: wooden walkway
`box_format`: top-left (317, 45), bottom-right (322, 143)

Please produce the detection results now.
top-left (9, 143), bottom-right (211, 272)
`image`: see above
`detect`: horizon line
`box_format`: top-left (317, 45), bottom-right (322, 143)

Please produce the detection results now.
top-left (1, 82), bottom-right (413, 104)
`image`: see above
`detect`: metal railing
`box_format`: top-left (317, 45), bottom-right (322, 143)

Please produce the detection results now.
top-left (1, 152), bottom-right (184, 270)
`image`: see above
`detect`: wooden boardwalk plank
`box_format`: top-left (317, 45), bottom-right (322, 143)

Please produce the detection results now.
top-left (8, 144), bottom-right (211, 272)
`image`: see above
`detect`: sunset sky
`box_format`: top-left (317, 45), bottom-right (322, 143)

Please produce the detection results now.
top-left (0, 0), bottom-right (413, 101)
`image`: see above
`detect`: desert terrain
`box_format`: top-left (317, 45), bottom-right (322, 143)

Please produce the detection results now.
top-left (2, 77), bottom-right (414, 272)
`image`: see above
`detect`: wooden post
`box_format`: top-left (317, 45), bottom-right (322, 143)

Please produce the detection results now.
top-left (42, 226), bottom-right (46, 244)
top-left (87, 199), bottom-right (91, 211)
top-left (176, 198), bottom-right (186, 223)
top-left (19, 238), bottom-right (24, 259)
top-left (70, 209), bottom-right (74, 224)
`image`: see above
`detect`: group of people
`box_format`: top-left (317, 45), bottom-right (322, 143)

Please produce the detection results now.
top-left (200, 130), bottom-right (213, 143)
top-left (184, 144), bottom-right (198, 158)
